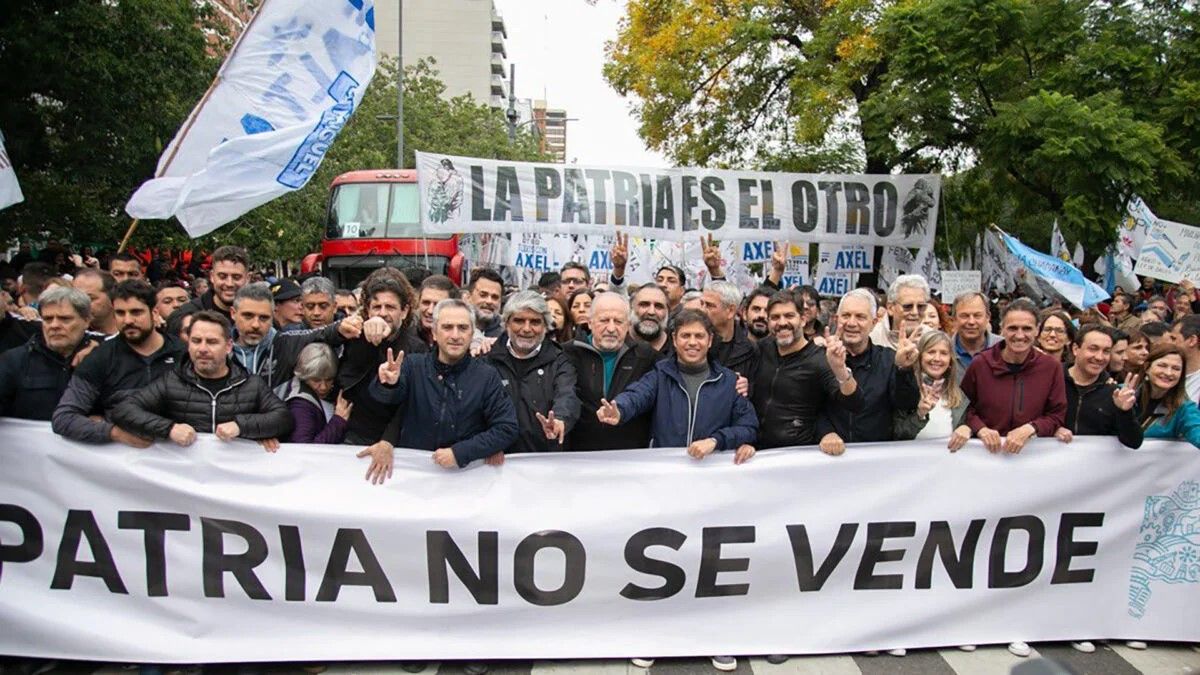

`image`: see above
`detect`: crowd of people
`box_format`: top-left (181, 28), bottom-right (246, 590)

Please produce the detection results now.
top-left (2, 238), bottom-right (1199, 673)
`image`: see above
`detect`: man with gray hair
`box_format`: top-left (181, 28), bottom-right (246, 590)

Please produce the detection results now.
top-left (564, 292), bottom-right (664, 450)
top-left (870, 273), bottom-right (932, 349)
top-left (701, 280), bottom-right (758, 379)
top-left (293, 275), bottom-right (339, 330)
top-left (0, 286), bottom-right (98, 419)
top-left (483, 290), bottom-right (580, 454)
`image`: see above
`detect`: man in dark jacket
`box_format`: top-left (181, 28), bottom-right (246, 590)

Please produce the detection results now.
top-left (752, 290), bottom-right (864, 448)
top-left (0, 286), bottom-right (98, 420)
top-left (701, 280), bottom-right (758, 379)
top-left (228, 282), bottom-right (361, 390)
top-left (484, 290), bottom-right (580, 454)
top-left (597, 309), bottom-right (758, 455)
top-left (362, 298), bottom-right (518, 483)
top-left (565, 292), bottom-right (663, 450)
top-left (52, 280), bottom-right (185, 445)
top-left (467, 268), bottom-right (504, 338)
top-left (111, 311), bottom-right (293, 446)
top-left (172, 245), bottom-right (250, 323)
top-left (816, 288), bottom-right (921, 455)
top-left (1055, 324), bottom-right (1143, 448)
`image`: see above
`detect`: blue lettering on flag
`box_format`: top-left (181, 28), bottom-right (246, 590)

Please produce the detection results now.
top-left (276, 71), bottom-right (360, 190)
top-left (240, 114), bottom-right (275, 135)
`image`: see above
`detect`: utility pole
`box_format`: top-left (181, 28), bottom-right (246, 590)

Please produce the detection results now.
top-left (396, 0), bottom-right (404, 168)
top-left (506, 63), bottom-right (518, 142)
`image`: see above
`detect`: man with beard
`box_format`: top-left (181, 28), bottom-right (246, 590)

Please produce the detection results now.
top-left (73, 268), bottom-right (119, 336)
top-left (52, 280), bottom-right (185, 446)
top-left (630, 284), bottom-right (671, 354)
top-left (174, 245), bottom-right (250, 322)
top-left (0, 286), bottom-right (98, 419)
top-left (415, 275), bottom-right (457, 347)
top-left (741, 286), bottom-right (773, 342)
top-left (467, 268), bottom-right (504, 337)
top-left (751, 290), bottom-right (863, 450)
top-left (483, 290), bottom-right (580, 454)
top-left (816, 288), bottom-right (921, 457)
top-left (229, 282), bottom-right (362, 390)
top-left (565, 292), bottom-right (663, 450)
top-left (112, 311), bottom-right (293, 446)
top-left (700, 280), bottom-right (758, 378)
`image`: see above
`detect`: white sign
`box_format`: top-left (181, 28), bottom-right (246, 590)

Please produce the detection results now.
top-left (1, 421), bottom-right (1198, 662)
top-left (1133, 217), bottom-right (1200, 284)
top-left (940, 270), bottom-right (982, 302)
top-left (126, 0), bottom-right (378, 237)
top-left (416, 151), bottom-right (940, 248)
top-left (0, 130), bottom-right (23, 211)
top-left (818, 244), bottom-right (874, 274)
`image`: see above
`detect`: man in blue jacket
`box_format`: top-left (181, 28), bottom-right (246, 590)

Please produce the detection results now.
top-left (597, 308), bottom-right (758, 459)
top-left (363, 298), bottom-right (518, 484)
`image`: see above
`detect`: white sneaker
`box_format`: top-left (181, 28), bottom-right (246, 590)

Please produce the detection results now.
top-left (1008, 641), bottom-right (1032, 657)
top-left (710, 655), bottom-right (737, 672)
top-left (958, 645), bottom-right (977, 652)
top-left (1126, 640), bottom-right (1148, 650)
top-left (887, 648), bottom-right (907, 657)
top-left (1071, 641), bottom-right (1096, 653)
top-left (630, 658), bottom-right (655, 668)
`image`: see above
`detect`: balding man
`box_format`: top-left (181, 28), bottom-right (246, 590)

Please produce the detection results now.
top-left (564, 292), bottom-right (664, 450)
top-left (73, 268), bottom-right (118, 336)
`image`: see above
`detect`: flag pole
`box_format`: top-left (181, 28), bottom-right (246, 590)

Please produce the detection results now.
top-left (117, 0), bottom-right (273, 253)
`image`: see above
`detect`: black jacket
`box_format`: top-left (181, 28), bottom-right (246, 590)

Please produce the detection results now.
top-left (0, 314), bottom-right (40, 354)
top-left (709, 321), bottom-right (759, 380)
top-left (52, 333), bottom-right (185, 443)
top-left (0, 332), bottom-right (97, 420)
top-left (564, 338), bottom-right (664, 450)
top-left (175, 290), bottom-right (229, 321)
top-left (111, 359), bottom-right (292, 440)
top-left (231, 322), bottom-right (345, 390)
top-left (752, 338), bottom-right (865, 448)
top-left (1063, 370), bottom-right (1144, 449)
top-left (484, 336), bottom-right (580, 453)
top-left (338, 325), bottom-right (428, 445)
top-left (817, 342), bottom-right (920, 443)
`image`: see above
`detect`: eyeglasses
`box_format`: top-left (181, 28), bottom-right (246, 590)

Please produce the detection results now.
top-left (1041, 326), bottom-right (1067, 335)
top-left (899, 302), bottom-right (928, 312)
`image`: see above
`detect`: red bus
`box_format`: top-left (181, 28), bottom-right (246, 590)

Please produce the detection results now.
top-left (304, 169), bottom-right (466, 288)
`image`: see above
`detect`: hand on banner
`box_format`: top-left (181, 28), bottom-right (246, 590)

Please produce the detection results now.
top-left (356, 441), bottom-right (394, 484)
top-left (611, 232), bottom-right (629, 278)
top-left (733, 444), bottom-right (756, 465)
top-left (735, 374), bottom-right (749, 397)
top-left (535, 410), bottom-right (566, 443)
top-left (363, 317), bottom-right (391, 345)
top-left (169, 423), bottom-right (197, 447)
top-left (948, 425), bottom-right (971, 452)
top-left (334, 392), bottom-right (354, 420)
top-left (687, 437), bottom-right (717, 459)
top-left (1003, 424), bottom-right (1036, 454)
top-left (215, 421), bottom-right (241, 441)
top-left (769, 241), bottom-right (788, 286)
top-left (377, 348), bottom-right (404, 385)
top-left (1113, 373), bottom-right (1140, 411)
top-left (258, 438), bottom-right (280, 453)
top-left (977, 427), bottom-right (1002, 452)
top-left (1054, 427), bottom-right (1074, 444)
top-left (701, 234), bottom-right (724, 278)
top-left (485, 451), bottom-right (505, 466)
top-left (596, 398), bottom-right (621, 425)
top-left (71, 340), bottom-right (98, 368)
top-left (338, 314), bottom-right (364, 340)
top-left (432, 447), bottom-right (458, 469)
top-left (894, 328), bottom-right (919, 369)
top-left (110, 425), bottom-right (152, 449)
top-left (819, 432), bottom-right (845, 456)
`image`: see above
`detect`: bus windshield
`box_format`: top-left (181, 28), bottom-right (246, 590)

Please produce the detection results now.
top-left (326, 183), bottom-right (450, 239)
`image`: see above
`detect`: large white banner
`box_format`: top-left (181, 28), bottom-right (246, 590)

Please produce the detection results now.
top-left (125, 0), bottom-right (377, 237)
top-left (416, 151), bottom-right (940, 248)
top-left (1, 421), bottom-right (1197, 663)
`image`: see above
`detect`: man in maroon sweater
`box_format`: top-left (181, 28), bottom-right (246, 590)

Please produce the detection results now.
top-left (961, 297), bottom-right (1067, 453)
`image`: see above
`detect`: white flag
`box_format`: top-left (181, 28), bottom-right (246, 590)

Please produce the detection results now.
top-left (126, 0), bottom-right (377, 237)
top-left (1050, 220), bottom-right (1071, 263)
top-left (0, 129), bottom-right (23, 211)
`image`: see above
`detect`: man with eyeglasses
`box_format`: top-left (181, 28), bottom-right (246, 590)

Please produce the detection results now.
top-left (559, 262), bottom-right (591, 295)
top-left (870, 274), bottom-right (932, 349)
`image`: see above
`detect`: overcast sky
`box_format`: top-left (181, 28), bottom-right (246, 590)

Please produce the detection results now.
top-left (493, 0), bottom-right (669, 169)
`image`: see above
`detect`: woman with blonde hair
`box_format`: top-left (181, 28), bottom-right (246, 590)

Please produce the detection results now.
top-left (894, 330), bottom-right (972, 450)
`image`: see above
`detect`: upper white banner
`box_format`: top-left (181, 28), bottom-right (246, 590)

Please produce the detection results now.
top-left (417, 151), bottom-right (940, 246)
top-left (0, 421), bottom-right (1197, 663)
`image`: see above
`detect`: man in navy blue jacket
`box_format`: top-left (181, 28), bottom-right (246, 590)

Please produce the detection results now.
top-left (597, 308), bottom-right (758, 458)
top-left (363, 298), bottom-right (518, 484)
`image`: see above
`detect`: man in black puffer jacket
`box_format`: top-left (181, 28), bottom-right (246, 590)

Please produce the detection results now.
top-left (112, 311), bottom-right (292, 445)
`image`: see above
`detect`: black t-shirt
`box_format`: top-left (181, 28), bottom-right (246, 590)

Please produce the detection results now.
top-left (196, 373), bottom-right (231, 397)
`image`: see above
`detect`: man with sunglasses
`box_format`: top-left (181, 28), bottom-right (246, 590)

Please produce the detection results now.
top-left (870, 274), bottom-right (932, 349)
